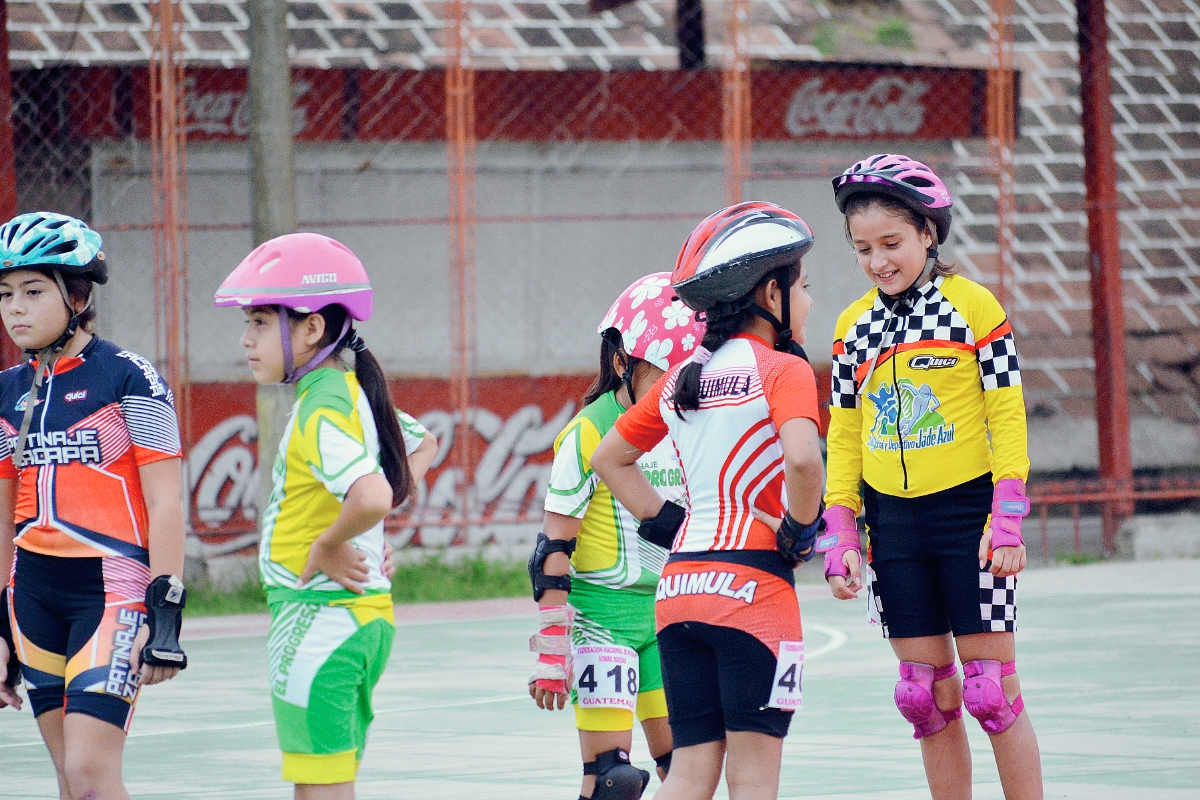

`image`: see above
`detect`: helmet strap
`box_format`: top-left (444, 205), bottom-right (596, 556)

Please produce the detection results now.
top-left (281, 312), bottom-right (352, 385)
top-left (747, 266), bottom-right (807, 358)
top-left (618, 351), bottom-right (638, 407)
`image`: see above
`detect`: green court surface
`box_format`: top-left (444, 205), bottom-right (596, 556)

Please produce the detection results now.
top-left (2, 560), bottom-right (1197, 799)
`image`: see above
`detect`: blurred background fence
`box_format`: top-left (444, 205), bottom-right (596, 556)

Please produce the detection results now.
top-left (2, 0), bottom-right (1199, 577)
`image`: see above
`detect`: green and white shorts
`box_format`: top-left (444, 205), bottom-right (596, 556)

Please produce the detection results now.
top-left (267, 597), bottom-right (395, 784)
top-left (569, 581), bottom-right (666, 731)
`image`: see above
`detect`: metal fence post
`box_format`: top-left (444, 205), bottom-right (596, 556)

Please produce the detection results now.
top-left (248, 0), bottom-right (299, 520)
top-left (0, 0), bottom-right (23, 369)
top-left (1077, 0), bottom-right (1133, 554)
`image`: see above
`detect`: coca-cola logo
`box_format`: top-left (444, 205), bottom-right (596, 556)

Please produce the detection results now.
top-left (785, 76), bottom-right (929, 137)
top-left (186, 400), bottom-right (576, 558)
top-left (184, 77), bottom-right (314, 137)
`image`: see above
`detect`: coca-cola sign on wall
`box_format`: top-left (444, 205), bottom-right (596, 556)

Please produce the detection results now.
top-left (29, 63), bottom-right (1000, 146)
top-left (185, 376), bottom-right (592, 563)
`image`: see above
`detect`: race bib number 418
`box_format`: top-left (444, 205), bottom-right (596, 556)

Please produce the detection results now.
top-left (573, 644), bottom-right (639, 712)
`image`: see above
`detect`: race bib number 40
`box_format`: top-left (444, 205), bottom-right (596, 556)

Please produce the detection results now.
top-left (573, 644), bottom-right (639, 712)
top-left (767, 640), bottom-right (804, 710)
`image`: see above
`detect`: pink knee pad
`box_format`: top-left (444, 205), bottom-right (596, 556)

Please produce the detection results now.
top-left (895, 662), bottom-right (963, 740)
top-left (962, 660), bottom-right (1025, 735)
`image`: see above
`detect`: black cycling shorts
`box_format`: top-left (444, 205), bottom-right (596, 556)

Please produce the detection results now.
top-left (864, 473), bottom-right (1017, 640)
top-left (10, 548), bottom-right (148, 730)
top-left (657, 621), bottom-right (793, 747)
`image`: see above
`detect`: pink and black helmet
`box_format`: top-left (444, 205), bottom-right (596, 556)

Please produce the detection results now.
top-left (215, 232), bottom-right (372, 383)
top-left (832, 154), bottom-right (954, 244)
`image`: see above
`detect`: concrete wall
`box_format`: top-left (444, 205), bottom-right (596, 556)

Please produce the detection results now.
top-left (90, 139), bottom-right (955, 381)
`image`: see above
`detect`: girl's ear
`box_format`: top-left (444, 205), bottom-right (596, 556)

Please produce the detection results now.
top-left (301, 312), bottom-right (326, 347)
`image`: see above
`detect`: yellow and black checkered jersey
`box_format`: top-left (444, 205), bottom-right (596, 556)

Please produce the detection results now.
top-left (825, 274), bottom-right (1029, 510)
top-left (544, 390), bottom-right (685, 594)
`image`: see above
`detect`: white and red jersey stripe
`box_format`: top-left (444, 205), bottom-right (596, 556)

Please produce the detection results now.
top-left (616, 334), bottom-right (820, 554)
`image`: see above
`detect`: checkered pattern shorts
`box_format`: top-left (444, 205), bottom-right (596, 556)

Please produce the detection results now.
top-left (865, 563), bottom-right (1018, 639)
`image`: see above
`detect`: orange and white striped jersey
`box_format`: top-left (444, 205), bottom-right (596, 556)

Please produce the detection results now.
top-left (615, 333), bottom-right (820, 555)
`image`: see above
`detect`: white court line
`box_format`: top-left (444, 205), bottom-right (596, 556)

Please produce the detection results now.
top-left (1, 627), bottom-right (849, 750)
top-left (0, 695), bottom-right (530, 749)
top-left (804, 622), bottom-right (849, 661)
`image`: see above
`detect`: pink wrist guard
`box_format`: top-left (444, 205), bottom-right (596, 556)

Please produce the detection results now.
top-left (816, 505), bottom-right (860, 580)
top-left (529, 605), bottom-right (573, 693)
top-left (989, 478), bottom-right (1029, 550)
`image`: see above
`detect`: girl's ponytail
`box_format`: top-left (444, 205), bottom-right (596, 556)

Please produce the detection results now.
top-left (308, 304), bottom-right (413, 507)
top-left (670, 314), bottom-right (742, 418)
top-left (351, 341), bottom-right (413, 508)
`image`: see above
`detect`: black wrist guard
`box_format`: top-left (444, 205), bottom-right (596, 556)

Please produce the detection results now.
top-left (638, 501), bottom-right (687, 549)
top-left (777, 503), bottom-right (825, 567)
top-left (141, 575), bottom-right (188, 670)
top-left (0, 588), bottom-right (20, 689)
top-left (528, 533), bottom-right (576, 601)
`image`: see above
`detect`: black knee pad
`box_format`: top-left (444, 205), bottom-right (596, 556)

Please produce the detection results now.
top-left (584, 748), bottom-right (650, 800)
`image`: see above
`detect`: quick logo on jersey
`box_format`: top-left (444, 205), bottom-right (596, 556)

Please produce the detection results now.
top-left (866, 379), bottom-right (955, 452)
top-left (909, 355), bottom-right (958, 370)
top-left (64, 390), bottom-right (88, 402)
top-left (300, 273), bottom-right (338, 285)
top-left (116, 351), bottom-right (168, 398)
top-left (656, 571), bottom-right (757, 604)
top-left (12, 429), bottom-right (102, 465)
top-left (105, 608), bottom-right (145, 699)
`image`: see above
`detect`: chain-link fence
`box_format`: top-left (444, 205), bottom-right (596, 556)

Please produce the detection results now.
top-left (5, 0), bottom-right (1199, 573)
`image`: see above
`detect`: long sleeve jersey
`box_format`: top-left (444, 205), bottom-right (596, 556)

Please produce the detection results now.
top-left (825, 274), bottom-right (1029, 511)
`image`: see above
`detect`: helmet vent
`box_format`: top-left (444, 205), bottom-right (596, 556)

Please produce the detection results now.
top-left (45, 219), bottom-right (69, 230)
top-left (258, 256), bottom-right (282, 274)
top-left (42, 241), bottom-right (80, 257)
top-left (904, 176), bottom-right (935, 187)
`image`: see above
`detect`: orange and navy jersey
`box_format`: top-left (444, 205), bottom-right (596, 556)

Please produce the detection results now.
top-left (615, 333), bottom-right (821, 555)
top-left (0, 337), bottom-right (182, 562)
top-left (825, 274), bottom-right (1029, 509)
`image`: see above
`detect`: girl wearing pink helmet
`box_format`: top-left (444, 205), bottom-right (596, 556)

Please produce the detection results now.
top-left (528, 273), bottom-right (704, 799)
top-left (215, 232), bottom-right (437, 798)
top-left (822, 155), bottom-right (1043, 799)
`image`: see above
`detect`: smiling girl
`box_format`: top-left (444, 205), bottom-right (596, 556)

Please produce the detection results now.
top-left (820, 155), bottom-right (1043, 799)
top-left (215, 232), bottom-right (436, 799)
top-left (0, 212), bottom-right (188, 800)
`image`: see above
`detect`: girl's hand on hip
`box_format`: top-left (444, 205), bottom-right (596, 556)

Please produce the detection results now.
top-left (299, 539), bottom-right (368, 594)
top-left (979, 528), bottom-right (1027, 578)
top-left (381, 540), bottom-right (397, 580)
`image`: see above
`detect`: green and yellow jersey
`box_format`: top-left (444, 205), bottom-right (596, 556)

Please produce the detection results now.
top-left (544, 390), bottom-right (684, 594)
top-left (259, 367), bottom-right (429, 610)
top-left (826, 274), bottom-right (1029, 510)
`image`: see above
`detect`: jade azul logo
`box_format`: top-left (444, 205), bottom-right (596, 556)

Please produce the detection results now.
top-left (866, 379), bottom-right (955, 451)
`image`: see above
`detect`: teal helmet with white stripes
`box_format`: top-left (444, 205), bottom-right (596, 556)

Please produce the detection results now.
top-left (0, 212), bottom-right (107, 284)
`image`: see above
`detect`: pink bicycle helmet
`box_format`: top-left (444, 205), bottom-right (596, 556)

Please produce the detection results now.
top-left (599, 272), bottom-right (707, 372)
top-left (215, 232), bottom-right (373, 383)
top-left (832, 154), bottom-right (954, 244)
